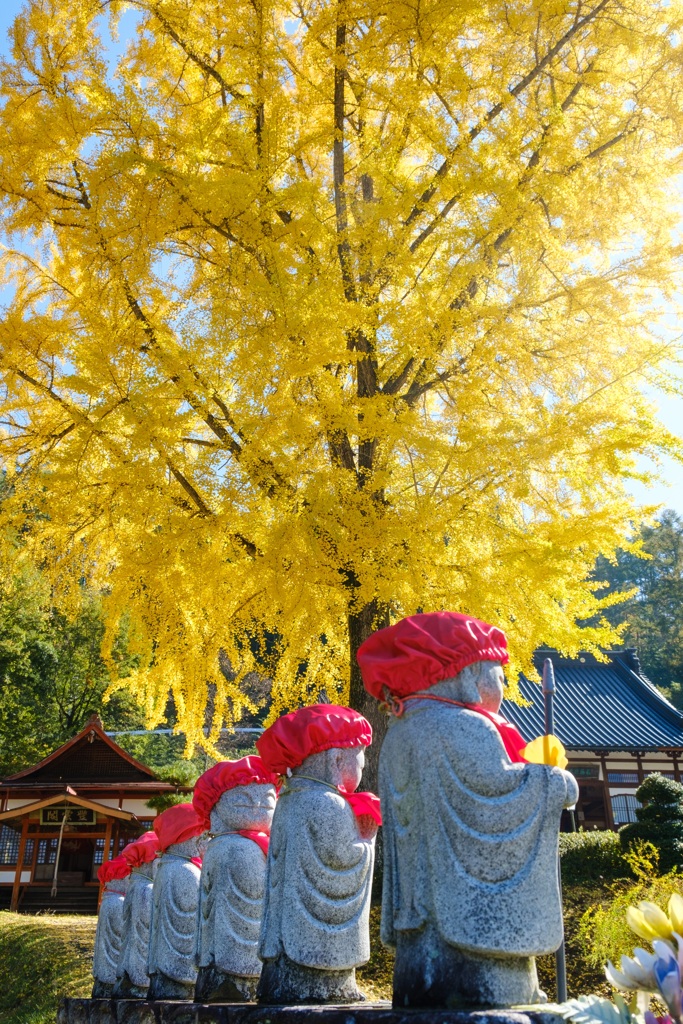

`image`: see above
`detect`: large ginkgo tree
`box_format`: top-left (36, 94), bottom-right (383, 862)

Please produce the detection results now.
top-left (0, 0), bottom-right (682, 777)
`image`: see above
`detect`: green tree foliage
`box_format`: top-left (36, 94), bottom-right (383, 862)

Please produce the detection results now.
top-left (594, 510), bottom-right (683, 703)
top-left (114, 731), bottom-right (208, 811)
top-left (619, 773), bottom-right (683, 873)
top-left (0, 560), bottom-right (144, 776)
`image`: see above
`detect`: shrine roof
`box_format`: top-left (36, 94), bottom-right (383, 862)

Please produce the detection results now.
top-left (0, 714), bottom-right (160, 787)
top-left (0, 791), bottom-right (135, 823)
top-left (502, 649), bottom-right (683, 752)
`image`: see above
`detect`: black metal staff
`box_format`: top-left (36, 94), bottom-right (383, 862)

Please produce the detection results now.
top-left (543, 656), bottom-right (568, 1003)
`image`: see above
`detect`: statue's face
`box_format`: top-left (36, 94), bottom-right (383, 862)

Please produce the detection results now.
top-left (476, 661), bottom-right (505, 712)
top-left (297, 744), bottom-right (365, 790)
top-left (212, 783), bottom-right (277, 833)
top-left (334, 745), bottom-right (365, 794)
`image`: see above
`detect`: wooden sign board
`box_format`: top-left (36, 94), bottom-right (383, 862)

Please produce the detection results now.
top-left (569, 764), bottom-right (600, 780)
top-left (40, 806), bottom-right (96, 825)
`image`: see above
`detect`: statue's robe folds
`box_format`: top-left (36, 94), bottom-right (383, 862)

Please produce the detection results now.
top-left (148, 855), bottom-right (200, 985)
top-left (196, 834), bottom-right (266, 977)
top-left (380, 702), bottom-right (578, 958)
top-left (92, 890), bottom-right (125, 986)
top-left (116, 869), bottom-right (154, 991)
top-left (258, 779), bottom-right (374, 970)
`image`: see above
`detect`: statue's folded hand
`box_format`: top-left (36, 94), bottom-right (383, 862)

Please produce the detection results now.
top-left (355, 813), bottom-right (379, 840)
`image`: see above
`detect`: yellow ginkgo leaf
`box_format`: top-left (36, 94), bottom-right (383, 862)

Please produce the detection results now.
top-left (521, 734), bottom-right (569, 770)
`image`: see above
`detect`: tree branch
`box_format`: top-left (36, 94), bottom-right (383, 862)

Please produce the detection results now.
top-left (142, 2), bottom-right (246, 101)
top-left (333, 7), bottom-right (356, 303)
top-left (404, 0), bottom-right (611, 228)
top-left (165, 459), bottom-right (214, 517)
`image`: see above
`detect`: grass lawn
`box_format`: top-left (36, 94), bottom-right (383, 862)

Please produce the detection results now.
top-left (0, 912), bottom-right (96, 1024)
top-left (0, 883), bottom-right (615, 1022)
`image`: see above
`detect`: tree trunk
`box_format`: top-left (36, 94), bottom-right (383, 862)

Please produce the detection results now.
top-left (348, 599), bottom-right (389, 901)
top-left (348, 600), bottom-right (389, 794)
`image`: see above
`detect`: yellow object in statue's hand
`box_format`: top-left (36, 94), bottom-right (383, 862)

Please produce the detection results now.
top-left (521, 734), bottom-right (568, 769)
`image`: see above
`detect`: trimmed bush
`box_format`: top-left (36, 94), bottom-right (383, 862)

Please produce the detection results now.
top-left (559, 829), bottom-right (631, 883)
top-left (619, 773), bottom-right (683, 873)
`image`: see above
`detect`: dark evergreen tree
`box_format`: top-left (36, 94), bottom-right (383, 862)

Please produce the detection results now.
top-left (619, 773), bottom-right (683, 873)
top-left (0, 563), bottom-right (144, 776)
top-left (594, 510), bottom-right (683, 706)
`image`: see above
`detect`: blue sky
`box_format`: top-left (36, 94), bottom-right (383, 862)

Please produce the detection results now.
top-left (0, 1), bottom-right (682, 515)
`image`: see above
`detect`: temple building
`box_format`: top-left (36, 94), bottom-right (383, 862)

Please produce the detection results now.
top-left (502, 648), bottom-right (683, 831)
top-left (0, 715), bottom-right (188, 914)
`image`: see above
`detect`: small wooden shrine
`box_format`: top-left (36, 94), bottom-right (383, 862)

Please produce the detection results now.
top-left (0, 715), bottom-right (187, 913)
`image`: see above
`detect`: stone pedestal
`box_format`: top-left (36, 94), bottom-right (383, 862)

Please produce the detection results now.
top-left (393, 924), bottom-right (542, 1009)
top-left (59, 998), bottom-right (566, 1024)
top-left (258, 955), bottom-right (364, 1005)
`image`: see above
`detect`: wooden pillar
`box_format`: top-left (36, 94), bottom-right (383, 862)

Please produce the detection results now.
top-left (672, 752), bottom-right (681, 782)
top-left (103, 819), bottom-right (113, 864)
top-left (98, 818), bottom-right (114, 908)
top-left (10, 817), bottom-right (29, 912)
top-left (30, 829), bottom-right (39, 881)
top-left (636, 752), bottom-right (644, 783)
top-left (600, 754), bottom-right (615, 830)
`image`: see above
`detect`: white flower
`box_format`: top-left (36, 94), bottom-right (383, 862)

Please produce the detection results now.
top-left (606, 948), bottom-right (658, 992)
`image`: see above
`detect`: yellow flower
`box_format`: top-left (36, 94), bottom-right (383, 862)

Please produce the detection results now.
top-left (641, 902), bottom-right (675, 939)
top-left (521, 734), bottom-right (568, 770)
top-left (626, 902), bottom-right (674, 941)
top-left (668, 894), bottom-right (683, 935)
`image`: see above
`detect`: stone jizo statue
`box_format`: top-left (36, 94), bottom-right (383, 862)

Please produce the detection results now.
top-left (358, 611), bottom-right (579, 1010)
top-left (192, 755), bottom-right (279, 1001)
top-left (112, 832), bottom-right (160, 999)
top-left (147, 803), bottom-right (207, 1001)
top-left (256, 704), bottom-right (380, 1004)
top-left (91, 855), bottom-right (131, 998)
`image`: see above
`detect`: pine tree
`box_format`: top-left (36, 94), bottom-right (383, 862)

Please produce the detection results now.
top-left (620, 774), bottom-right (683, 874)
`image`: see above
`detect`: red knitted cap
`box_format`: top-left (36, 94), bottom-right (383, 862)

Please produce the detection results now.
top-left (98, 854), bottom-right (131, 885)
top-left (257, 704), bottom-right (372, 774)
top-left (121, 831), bottom-right (160, 868)
top-left (357, 612), bottom-right (509, 700)
top-left (153, 802), bottom-right (205, 851)
top-left (192, 756), bottom-right (280, 831)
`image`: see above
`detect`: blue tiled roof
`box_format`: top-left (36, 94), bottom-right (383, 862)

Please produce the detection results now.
top-left (501, 650), bottom-right (683, 751)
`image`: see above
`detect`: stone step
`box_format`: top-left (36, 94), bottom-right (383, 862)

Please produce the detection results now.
top-left (17, 886), bottom-right (99, 915)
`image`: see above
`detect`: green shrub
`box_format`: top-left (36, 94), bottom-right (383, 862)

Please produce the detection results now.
top-left (578, 870), bottom-right (683, 974)
top-left (559, 829), bottom-right (631, 883)
top-left (620, 774), bottom-right (683, 873)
